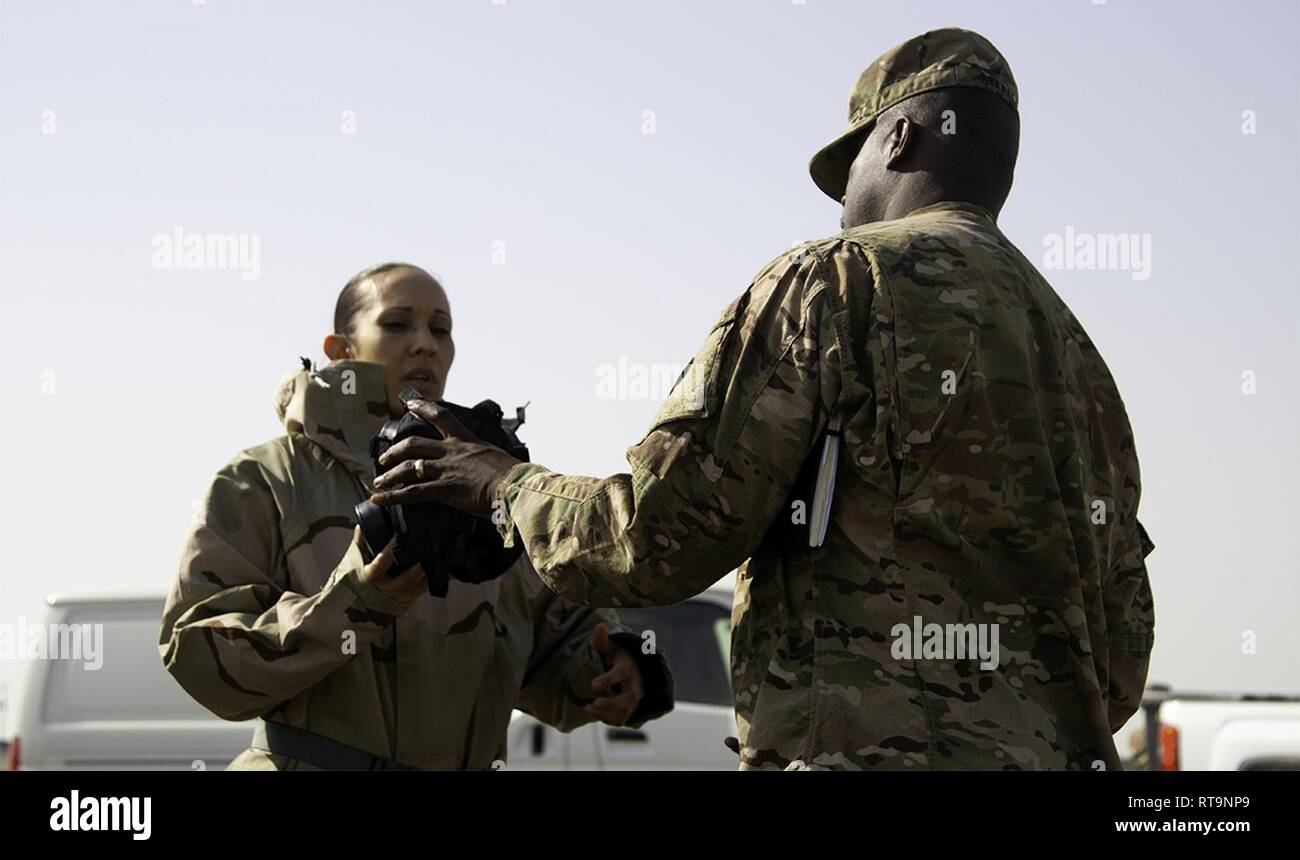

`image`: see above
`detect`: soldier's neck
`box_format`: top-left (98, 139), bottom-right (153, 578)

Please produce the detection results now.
top-left (884, 187), bottom-right (1001, 223)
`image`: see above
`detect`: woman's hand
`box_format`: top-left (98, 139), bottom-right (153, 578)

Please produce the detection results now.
top-left (355, 526), bottom-right (427, 605)
top-left (586, 624), bottom-right (646, 726)
top-left (369, 398), bottom-right (521, 520)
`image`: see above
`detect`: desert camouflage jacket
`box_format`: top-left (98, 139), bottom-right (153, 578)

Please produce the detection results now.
top-left (494, 201), bottom-right (1154, 770)
top-left (160, 360), bottom-right (672, 770)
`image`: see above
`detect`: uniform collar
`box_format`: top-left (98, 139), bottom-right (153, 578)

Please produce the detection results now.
top-left (274, 359), bottom-right (391, 481)
top-left (905, 200), bottom-right (997, 221)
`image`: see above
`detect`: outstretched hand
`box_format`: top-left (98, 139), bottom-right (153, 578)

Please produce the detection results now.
top-left (369, 397), bottom-right (521, 520)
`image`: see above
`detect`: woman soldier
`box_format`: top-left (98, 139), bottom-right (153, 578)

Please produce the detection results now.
top-left (160, 262), bottom-right (673, 770)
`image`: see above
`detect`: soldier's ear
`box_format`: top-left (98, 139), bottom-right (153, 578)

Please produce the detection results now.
top-left (323, 333), bottom-right (351, 360)
top-left (885, 115), bottom-right (914, 170)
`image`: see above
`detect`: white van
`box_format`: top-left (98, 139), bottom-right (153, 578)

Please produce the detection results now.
top-left (7, 593), bottom-right (253, 770)
top-left (0, 681), bottom-right (11, 768)
top-left (6, 587), bottom-right (737, 771)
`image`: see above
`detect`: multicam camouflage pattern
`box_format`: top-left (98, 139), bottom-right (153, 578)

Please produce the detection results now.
top-left (160, 359), bottom-right (672, 770)
top-left (495, 201), bottom-right (1154, 770)
top-left (809, 27), bottom-right (1020, 202)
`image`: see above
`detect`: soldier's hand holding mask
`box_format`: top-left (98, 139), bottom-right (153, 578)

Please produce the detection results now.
top-left (369, 398), bottom-right (521, 520)
top-left (355, 526), bottom-right (428, 605)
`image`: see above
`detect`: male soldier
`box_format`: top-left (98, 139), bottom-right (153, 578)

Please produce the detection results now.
top-left (371, 28), bottom-right (1155, 770)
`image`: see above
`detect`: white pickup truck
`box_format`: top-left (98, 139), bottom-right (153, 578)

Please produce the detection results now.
top-left (4, 586), bottom-right (738, 771)
top-left (1129, 687), bottom-right (1300, 771)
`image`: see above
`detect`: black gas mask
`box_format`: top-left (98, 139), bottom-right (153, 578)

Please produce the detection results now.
top-left (354, 393), bottom-right (529, 597)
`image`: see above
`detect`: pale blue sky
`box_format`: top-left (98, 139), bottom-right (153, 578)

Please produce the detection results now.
top-left (1, 0), bottom-right (1297, 705)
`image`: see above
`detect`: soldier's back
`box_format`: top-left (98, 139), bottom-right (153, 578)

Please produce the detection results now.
top-left (798, 200), bottom-right (1149, 769)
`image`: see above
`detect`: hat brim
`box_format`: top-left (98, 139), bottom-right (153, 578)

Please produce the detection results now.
top-left (808, 119), bottom-right (873, 203)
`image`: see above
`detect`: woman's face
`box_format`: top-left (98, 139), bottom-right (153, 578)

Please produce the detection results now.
top-left (328, 267), bottom-right (455, 417)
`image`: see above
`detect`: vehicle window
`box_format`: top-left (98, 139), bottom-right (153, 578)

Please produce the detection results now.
top-left (43, 603), bottom-right (219, 723)
top-left (713, 616), bottom-right (730, 671)
top-left (614, 601), bottom-right (732, 707)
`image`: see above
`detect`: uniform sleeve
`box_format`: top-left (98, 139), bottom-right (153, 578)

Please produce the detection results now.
top-left (513, 559), bottom-right (675, 731)
top-left (493, 244), bottom-right (852, 607)
top-left (1104, 519), bottom-right (1155, 732)
top-left (159, 451), bottom-right (414, 722)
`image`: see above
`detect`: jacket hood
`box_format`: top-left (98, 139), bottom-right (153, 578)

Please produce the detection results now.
top-left (274, 359), bottom-right (392, 481)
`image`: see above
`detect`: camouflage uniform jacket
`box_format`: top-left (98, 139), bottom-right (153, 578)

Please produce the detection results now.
top-left (494, 201), bottom-right (1155, 770)
top-left (160, 359), bottom-right (673, 770)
